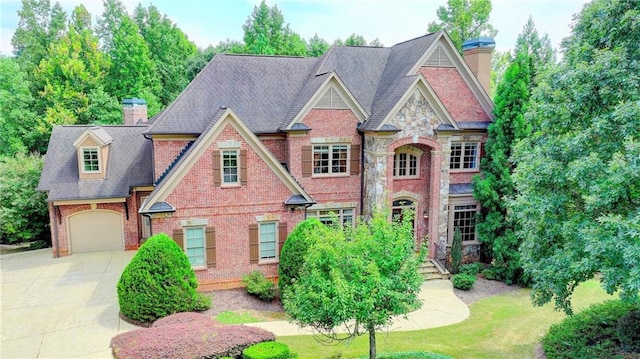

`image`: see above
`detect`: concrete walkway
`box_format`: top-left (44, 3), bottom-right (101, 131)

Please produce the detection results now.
top-left (247, 279), bottom-right (469, 336)
top-left (0, 249), bottom-right (469, 358)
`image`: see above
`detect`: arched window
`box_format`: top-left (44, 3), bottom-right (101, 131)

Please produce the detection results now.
top-left (392, 199), bottom-right (415, 234)
top-left (393, 146), bottom-right (422, 178)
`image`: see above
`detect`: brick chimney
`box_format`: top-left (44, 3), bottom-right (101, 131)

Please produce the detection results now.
top-left (462, 37), bottom-right (495, 96)
top-left (122, 98), bottom-right (148, 125)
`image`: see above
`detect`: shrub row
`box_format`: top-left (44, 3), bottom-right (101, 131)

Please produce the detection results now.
top-left (111, 312), bottom-right (275, 359)
top-left (542, 300), bottom-right (640, 359)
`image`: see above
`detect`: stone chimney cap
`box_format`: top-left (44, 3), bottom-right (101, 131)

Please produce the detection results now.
top-left (462, 37), bottom-right (495, 50)
top-left (122, 98), bottom-right (147, 106)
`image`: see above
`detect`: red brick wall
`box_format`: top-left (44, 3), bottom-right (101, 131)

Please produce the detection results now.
top-left (287, 109), bottom-right (361, 207)
top-left (259, 136), bottom-right (287, 164)
top-left (153, 140), bottom-right (192, 183)
top-left (52, 196), bottom-right (142, 257)
top-left (419, 67), bottom-right (490, 122)
top-left (151, 124), bottom-right (305, 288)
top-left (450, 172), bottom-right (477, 184)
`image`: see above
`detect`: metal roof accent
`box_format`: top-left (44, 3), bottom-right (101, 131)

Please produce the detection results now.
top-left (449, 183), bottom-right (474, 195)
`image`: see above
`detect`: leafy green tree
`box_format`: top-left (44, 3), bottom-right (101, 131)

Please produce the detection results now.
top-left (282, 209), bottom-right (425, 359)
top-left (12, 0), bottom-right (57, 73)
top-left (86, 86), bottom-right (123, 125)
top-left (0, 57), bottom-right (39, 156)
top-left (307, 33), bottom-right (329, 56)
top-left (345, 33), bottom-right (367, 46)
top-left (490, 50), bottom-right (511, 98)
top-left (514, 16), bottom-right (555, 75)
top-left (96, 0), bottom-right (127, 53)
top-left (512, 0), bottom-right (640, 314)
top-left (369, 38), bottom-right (384, 47)
top-left (105, 15), bottom-right (161, 114)
top-left (242, 0), bottom-right (307, 56)
top-left (133, 4), bottom-right (197, 106)
top-left (0, 153), bottom-right (50, 245)
top-left (427, 0), bottom-right (498, 53)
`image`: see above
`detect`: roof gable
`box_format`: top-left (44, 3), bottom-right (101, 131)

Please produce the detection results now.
top-left (373, 76), bottom-right (457, 131)
top-left (72, 126), bottom-right (113, 147)
top-left (140, 108), bottom-right (313, 213)
top-left (283, 73), bottom-right (367, 130)
top-left (410, 32), bottom-right (493, 117)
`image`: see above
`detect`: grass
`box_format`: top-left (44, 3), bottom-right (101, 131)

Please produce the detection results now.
top-left (278, 279), bottom-right (617, 359)
top-left (215, 310), bottom-right (287, 324)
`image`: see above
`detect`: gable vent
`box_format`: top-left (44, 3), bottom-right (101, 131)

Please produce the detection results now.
top-left (424, 45), bottom-right (454, 67)
top-left (315, 86), bottom-right (348, 109)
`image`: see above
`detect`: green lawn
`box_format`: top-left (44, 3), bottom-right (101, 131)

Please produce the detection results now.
top-left (278, 279), bottom-right (617, 359)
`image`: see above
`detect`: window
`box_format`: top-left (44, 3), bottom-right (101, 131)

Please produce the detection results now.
top-left (259, 222), bottom-right (277, 260)
top-left (82, 147), bottom-right (100, 172)
top-left (185, 227), bottom-right (206, 267)
top-left (313, 144), bottom-right (348, 175)
top-left (452, 204), bottom-right (478, 242)
top-left (308, 208), bottom-right (354, 226)
top-left (394, 152), bottom-right (419, 178)
top-left (450, 143), bottom-right (478, 170)
top-left (222, 150), bottom-right (238, 184)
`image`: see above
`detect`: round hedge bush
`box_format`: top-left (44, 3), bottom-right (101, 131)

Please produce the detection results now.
top-left (117, 233), bottom-right (211, 323)
top-left (243, 341), bottom-right (292, 359)
top-left (452, 273), bottom-right (477, 290)
top-left (278, 218), bottom-right (326, 293)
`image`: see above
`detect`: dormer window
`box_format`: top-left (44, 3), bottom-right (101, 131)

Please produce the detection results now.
top-left (73, 126), bottom-right (112, 179)
top-left (82, 147), bottom-right (101, 173)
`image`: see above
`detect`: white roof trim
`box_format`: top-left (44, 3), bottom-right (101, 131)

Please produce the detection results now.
top-left (139, 108), bottom-right (313, 213)
top-left (375, 75), bottom-right (458, 131)
top-left (72, 127), bottom-right (113, 147)
top-left (409, 31), bottom-right (494, 118)
top-left (285, 72), bottom-right (368, 129)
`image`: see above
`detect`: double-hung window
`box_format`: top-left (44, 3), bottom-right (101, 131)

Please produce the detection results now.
top-left (313, 144), bottom-right (348, 175)
top-left (222, 150), bottom-right (239, 184)
top-left (452, 204), bottom-right (478, 242)
top-left (185, 227), bottom-right (206, 267)
top-left (82, 147), bottom-right (100, 173)
top-left (450, 142), bottom-right (478, 170)
top-left (259, 222), bottom-right (277, 260)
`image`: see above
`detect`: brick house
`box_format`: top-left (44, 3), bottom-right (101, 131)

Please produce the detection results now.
top-left (38, 31), bottom-right (494, 290)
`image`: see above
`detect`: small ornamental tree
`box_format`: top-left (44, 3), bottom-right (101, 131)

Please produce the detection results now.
top-left (282, 208), bottom-right (426, 359)
top-left (278, 217), bottom-right (326, 293)
top-left (450, 228), bottom-right (463, 274)
top-left (117, 233), bottom-right (211, 323)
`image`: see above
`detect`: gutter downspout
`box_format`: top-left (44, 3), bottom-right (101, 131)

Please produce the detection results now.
top-left (51, 203), bottom-right (59, 258)
top-left (359, 129), bottom-right (365, 217)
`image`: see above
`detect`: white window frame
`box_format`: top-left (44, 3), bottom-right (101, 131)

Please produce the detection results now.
top-left (184, 226), bottom-right (206, 269)
top-left (221, 149), bottom-right (239, 185)
top-left (259, 222), bottom-right (278, 263)
top-left (449, 142), bottom-right (479, 171)
top-left (312, 144), bottom-right (349, 176)
top-left (448, 201), bottom-right (480, 244)
top-left (307, 208), bottom-right (355, 227)
top-left (393, 148), bottom-right (421, 179)
top-left (81, 147), bottom-right (101, 173)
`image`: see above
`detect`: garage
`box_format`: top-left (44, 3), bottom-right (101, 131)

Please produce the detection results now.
top-left (68, 210), bottom-right (124, 253)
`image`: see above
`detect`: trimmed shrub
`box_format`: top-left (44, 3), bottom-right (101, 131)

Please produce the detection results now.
top-left (452, 273), bottom-right (476, 290)
top-left (278, 218), bottom-right (325, 293)
top-left (242, 341), bottom-right (294, 359)
top-left (111, 312), bottom-right (275, 359)
top-left (543, 300), bottom-right (640, 359)
top-left (450, 228), bottom-right (462, 274)
top-left (618, 310), bottom-right (640, 352)
top-left (459, 262), bottom-right (483, 276)
top-left (243, 270), bottom-right (276, 301)
top-left (117, 233), bottom-right (211, 323)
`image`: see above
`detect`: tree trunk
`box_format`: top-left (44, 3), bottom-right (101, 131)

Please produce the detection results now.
top-left (368, 324), bottom-right (376, 359)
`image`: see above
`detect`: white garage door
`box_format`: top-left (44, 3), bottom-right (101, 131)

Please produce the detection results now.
top-left (68, 210), bottom-right (124, 253)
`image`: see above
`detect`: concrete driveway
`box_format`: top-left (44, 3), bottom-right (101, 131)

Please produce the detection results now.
top-left (0, 249), bottom-right (138, 358)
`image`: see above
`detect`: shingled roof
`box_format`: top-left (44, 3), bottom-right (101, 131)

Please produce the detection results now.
top-left (38, 125), bottom-right (153, 201)
top-left (145, 32), bottom-right (461, 136)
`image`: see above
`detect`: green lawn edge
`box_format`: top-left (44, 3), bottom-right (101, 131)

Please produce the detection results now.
top-left (278, 279), bottom-right (616, 359)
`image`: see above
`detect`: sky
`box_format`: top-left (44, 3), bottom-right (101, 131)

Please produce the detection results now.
top-left (1, 0), bottom-right (590, 57)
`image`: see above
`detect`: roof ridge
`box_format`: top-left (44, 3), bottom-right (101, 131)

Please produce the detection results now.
top-left (390, 32), bottom-right (438, 48)
top-left (221, 53), bottom-right (308, 59)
